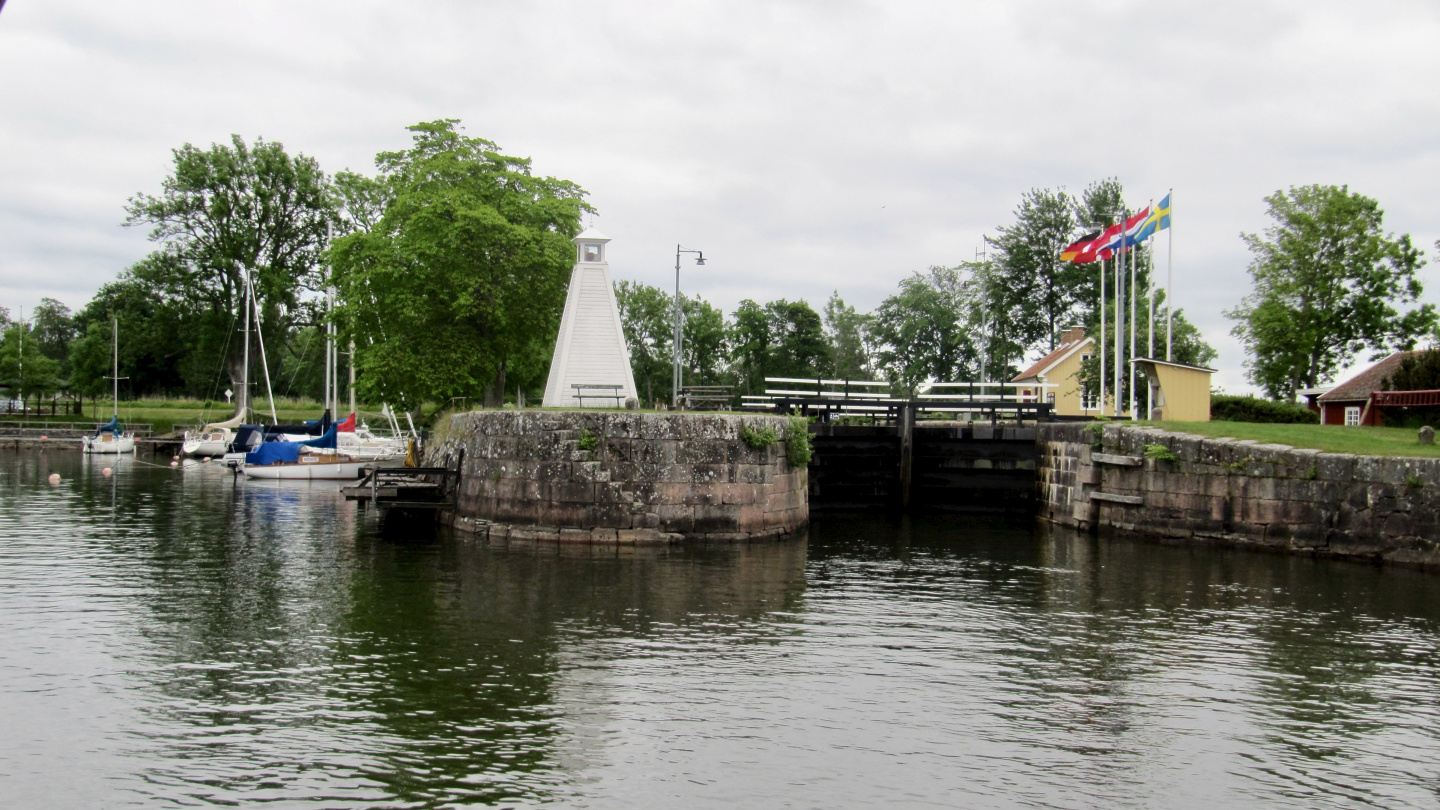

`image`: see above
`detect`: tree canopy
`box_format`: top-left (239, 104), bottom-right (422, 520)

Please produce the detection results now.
top-left (329, 120), bottom-right (591, 410)
top-left (1228, 184), bottom-right (1433, 401)
top-left (123, 134), bottom-right (332, 414)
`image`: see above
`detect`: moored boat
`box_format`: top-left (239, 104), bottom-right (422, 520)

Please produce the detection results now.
top-left (82, 416), bottom-right (136, 455)
top-left (83, 319), bottom-right (136, 455)
top-left (239, 425), bottom-right (394, 480)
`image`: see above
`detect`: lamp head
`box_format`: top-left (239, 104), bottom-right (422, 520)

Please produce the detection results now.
top-left (694, 253), bottom-right (706, 266)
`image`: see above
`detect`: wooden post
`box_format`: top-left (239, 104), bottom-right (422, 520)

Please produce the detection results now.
top-left (899, 402), bottom-right (915, 509)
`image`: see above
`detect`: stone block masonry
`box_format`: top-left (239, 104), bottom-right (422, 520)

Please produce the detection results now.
top-left (425, 410), bottom-right (808, 544)
top-left (1038, 422), bottom-right (1440, 569)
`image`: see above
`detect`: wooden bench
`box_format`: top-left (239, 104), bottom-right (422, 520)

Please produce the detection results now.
top-left (572, 384), bottom-right (626, 408)
top-left (679, 385), bottom-right (734, 411)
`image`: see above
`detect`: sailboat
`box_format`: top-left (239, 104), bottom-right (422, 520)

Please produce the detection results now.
top-left (182, 412), bottom-right (243, 457)
top-left (82, 318), bottom-right (136, 455)
top-left (239, 424), bottom-right (376, 480)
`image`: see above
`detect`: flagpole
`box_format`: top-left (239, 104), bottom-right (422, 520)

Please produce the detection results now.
top-left (1147, 199), bottom-right (1155, 421)
top-left (1129, 226), bottom-right (1137, 420)
top-left (1099, 254), bottom-right (1106, 416)
top-left (1166, 188), bottom-right (1174, 362)
top-left (1114, 234), bottom-right (1123, 418)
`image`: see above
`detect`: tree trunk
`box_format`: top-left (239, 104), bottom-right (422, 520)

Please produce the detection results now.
top-left (227, 345), bottom-right (248, 420)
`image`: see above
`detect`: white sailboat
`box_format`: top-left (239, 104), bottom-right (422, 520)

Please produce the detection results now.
top-left (182, 412), bottom-right (243, 457)
top-left (82, 318), bottom-right (136, 455)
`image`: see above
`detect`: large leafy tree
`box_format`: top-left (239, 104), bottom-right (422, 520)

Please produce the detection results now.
top-left (124, 134), bottom-right (332, 416)
top-left (1227, 185), bottom-right (1433, 401)
top-left (69, 271), bottom-right (199, 402)
top-left (823, 292), bottom-right (873, 380)
top-left (869, 267), bottom-right (975, 397)
top-left (987, 188), bottom-right (1080, 354)
top-left (726, 298), bottom-right (830, 395)
top-left (29, 298), bottom-right (77, 379)
top-left (615, 282), bottom-right (729, 406)
top-left (615, 280), bottom-right (675, 405)
top-left (0, 322), bottom-right (61, 409)
top-left (329, 120), bottom-right (590, 410)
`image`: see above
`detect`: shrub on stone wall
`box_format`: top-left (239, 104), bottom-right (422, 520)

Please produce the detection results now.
top-left (785, 415), bottom-right (812, 467)
top-left (1211, 394), bottom-right (1319, 424)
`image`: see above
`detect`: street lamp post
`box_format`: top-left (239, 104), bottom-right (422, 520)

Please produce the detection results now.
top-left (673, 244), bottom-right (705, 408)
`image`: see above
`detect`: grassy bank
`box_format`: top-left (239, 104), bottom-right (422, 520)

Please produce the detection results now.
top-left (1146, 420), bottom-right (1440, 459)
top-left (2, 398), bottom-right (379, 435)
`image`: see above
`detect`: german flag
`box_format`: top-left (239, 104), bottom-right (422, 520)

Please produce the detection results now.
top-left (1060, 231), bottom-right (1101, 263)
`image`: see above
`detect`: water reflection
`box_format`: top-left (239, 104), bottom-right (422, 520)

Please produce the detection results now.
top-left (2, 452), bottom-right (1440, 808)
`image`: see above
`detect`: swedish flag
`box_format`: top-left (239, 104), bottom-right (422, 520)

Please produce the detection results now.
top-left (1154, 192), bottom-right (1171, 231)
top-left (1130, 192), bottom-right (1171, 243)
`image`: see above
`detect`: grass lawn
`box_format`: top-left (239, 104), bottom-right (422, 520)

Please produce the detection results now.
top-left (1145, 420), bottom-right (1440, 459)
top-left (3, 398), bottom-right (363, 435)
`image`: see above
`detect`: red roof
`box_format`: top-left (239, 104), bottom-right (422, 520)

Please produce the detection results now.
top-left (1317, 352), bottom-right (1415, 403)
top-left (1013, 327), bottom-right (1090, 382)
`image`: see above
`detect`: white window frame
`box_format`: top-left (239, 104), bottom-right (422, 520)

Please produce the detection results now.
top-left (1344, 406), bottom-right (1361, 426)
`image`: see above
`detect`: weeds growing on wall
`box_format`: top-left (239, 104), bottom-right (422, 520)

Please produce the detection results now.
top-left (785, 415), bottom-right (812, 467)
top-left (742, 423), bottom-right (779, 449)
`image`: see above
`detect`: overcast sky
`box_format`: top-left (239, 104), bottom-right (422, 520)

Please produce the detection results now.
top-left (2, 0), bottom-right (1438, 391)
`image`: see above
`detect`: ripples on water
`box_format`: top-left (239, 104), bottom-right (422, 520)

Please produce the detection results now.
top-left (3, 450), bottom-right (1440, 808)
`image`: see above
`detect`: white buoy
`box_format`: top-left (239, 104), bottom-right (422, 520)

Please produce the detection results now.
top-left (102, 467), bottom-right (113, 477)
top-left (47, 473), bottom-right (60, 485)
top-left (170, 461), bottom-right (179, 467)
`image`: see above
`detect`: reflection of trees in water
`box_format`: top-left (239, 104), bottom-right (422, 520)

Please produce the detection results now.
top-left (1020, 524), bottom-right (1440, 806)
top-left (803, 514), bottom-right (1440, 806)
top-left (334, 533), bottom-right (810, 806)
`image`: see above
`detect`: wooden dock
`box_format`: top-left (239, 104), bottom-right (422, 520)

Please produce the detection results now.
top-left (342, 466), bottom-right (460, 511)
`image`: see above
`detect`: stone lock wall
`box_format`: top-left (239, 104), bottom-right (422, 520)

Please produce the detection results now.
top-left (425, 411), bottom-right (808, 544)
top-left (1038, 421), bottom-right (1440, 568)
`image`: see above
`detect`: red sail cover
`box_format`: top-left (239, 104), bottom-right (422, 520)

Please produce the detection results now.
top-left (336, 413), bottom-right (356, 432)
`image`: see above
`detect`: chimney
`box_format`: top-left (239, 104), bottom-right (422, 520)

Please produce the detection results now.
top-left (1060, 326), bottom-right (1086, 345)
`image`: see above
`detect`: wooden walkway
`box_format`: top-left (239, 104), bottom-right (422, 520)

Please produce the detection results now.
top-left (343, 466), bottom-right (460, 511)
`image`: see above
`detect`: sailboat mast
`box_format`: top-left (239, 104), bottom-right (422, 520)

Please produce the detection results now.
top-left (112, 316), bottom-right (119, 418)
top-left (241, 262), bottom-right (251, 421)
top-left (349, 339), bottom-right (356, 417)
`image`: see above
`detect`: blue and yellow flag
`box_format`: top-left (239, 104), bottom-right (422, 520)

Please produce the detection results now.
top-left (1129, 192), bottom-right (1171, 243)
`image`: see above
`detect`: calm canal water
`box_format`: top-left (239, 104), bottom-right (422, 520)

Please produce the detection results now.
top-left (4, 451), bottom-right (1440, 808)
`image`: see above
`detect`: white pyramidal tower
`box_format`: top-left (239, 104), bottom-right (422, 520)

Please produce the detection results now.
top-left (542, 228), bottom-right (640, 407)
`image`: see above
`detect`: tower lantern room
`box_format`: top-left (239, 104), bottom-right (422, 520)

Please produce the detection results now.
top-left (576, 228), bottom-right (610, 264)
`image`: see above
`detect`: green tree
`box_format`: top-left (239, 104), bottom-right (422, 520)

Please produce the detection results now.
top-left (726, 298), bottom-right (829, 395)
top-left (29, 298), bottom-right (75, 377)
top-left (124, 134), bottom-right (332, 416)
top-left (823, 292), bottom-right (873, 380)
top-left (683, 295), bottom-right (728, 389)
top-left (987, 188), bottom-right (1080, 353)
top-left (1227, 185), bottom-right (1434, 401)
top-left (615, 280), bottom-right (673, 405)
top-left (0, 322), bottom-right (62, 410)
top-left (869, 267), bottom-right (975, 397)
top-left (329, 120), bottom-right (590, 410)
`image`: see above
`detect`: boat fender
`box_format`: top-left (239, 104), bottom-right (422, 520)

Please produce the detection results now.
top-left (48, 473), bottom-right (60, 484)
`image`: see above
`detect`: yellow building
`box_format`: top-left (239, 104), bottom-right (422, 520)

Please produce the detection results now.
top-left (1012, 327), bottom-right (1101, 417)
top-left (1132, 358), bottom-right (1215, 422)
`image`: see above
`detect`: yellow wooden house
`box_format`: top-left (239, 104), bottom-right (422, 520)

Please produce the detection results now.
top-left (1012, 327), bottom-right (1101, 417)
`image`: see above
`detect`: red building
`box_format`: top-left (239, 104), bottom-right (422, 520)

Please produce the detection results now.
top-left (1316, 352), bottom-right (1415, 426)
